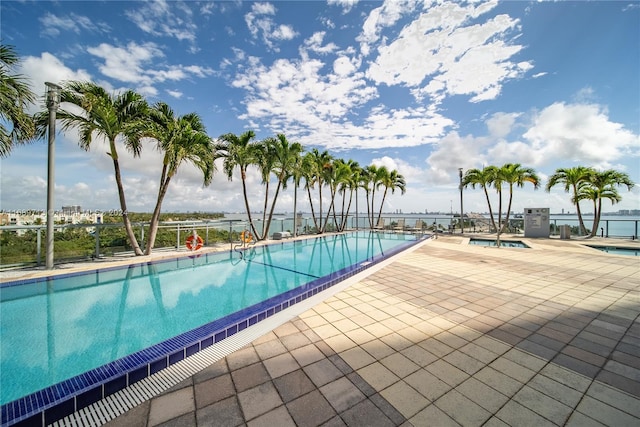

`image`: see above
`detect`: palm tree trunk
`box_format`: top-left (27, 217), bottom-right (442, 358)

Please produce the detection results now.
top-left (365, 191), bottom-right (372, 228)
top-left (496, 189), bottom-right (503, 247)
top-left (112, 156), bottom-right (143, 255)
top-left (241, 168), bottom-right (260, 240)
top-left (307, 185), bottom-right (319, 232)
top-left (572, 183), bottom-right (588, 235)
top-left (264, 181), bottom-right (283, 239)
top-left (483, 187), bottom-right (498, 232)
top-left (376, 188), bottom-right (389, 226)
top-left (261, 181), bottom-right (270, 237)
top-left (293, 183), bottom-right (298, 237)
top-left (501, 185), bottom-right (514, 233)
top-left (318, 183), bottom-right (324, 234)
top-left (145, 167), bottom-right (170, 255)
top-left (370, 188), bottom-right (376, 228)
top-left (589, 199), bottom-right (602, 238)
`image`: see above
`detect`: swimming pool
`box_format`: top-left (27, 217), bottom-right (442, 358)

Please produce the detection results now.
top-left (1, 231), bottom-right (423, 426)
top-left (587, 245), bottom-right (640, 256)
top-left (468, 238), bottom-right (530, 248)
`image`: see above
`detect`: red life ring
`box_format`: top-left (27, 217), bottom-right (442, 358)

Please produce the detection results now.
top-left (185, 235), bottom-right (204, 251)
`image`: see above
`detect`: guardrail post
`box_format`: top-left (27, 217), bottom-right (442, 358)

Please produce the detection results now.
top-left (140, 223), bottom-right (145, 251)
top-left (37, 228), bottom-right (42, 266)
top-left (95, 224), bottom-right (100, 258)
top-left (176, 224), bottom-right (180, 249)
top-left (205, 223), bottom-right (209, 246)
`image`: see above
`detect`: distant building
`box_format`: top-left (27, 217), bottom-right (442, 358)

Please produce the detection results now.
top-left (62, 205), bottom-right (82, 215)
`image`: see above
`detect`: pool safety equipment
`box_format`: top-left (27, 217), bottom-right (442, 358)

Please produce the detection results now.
top-left (240, 230), bottom-right (253, 243)
top-left (186, 234), bottom-right (204, 251)
top-left (524, 208), bottom-right (550, 238)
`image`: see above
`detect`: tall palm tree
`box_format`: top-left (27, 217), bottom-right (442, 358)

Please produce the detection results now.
top-left (545, 166), bottom-right (595, 235)
top-left (252, 139), bottom-right (272, 239)
top-left (291, 148), bottom-right (305, 237)
top-left (462, 166), bottom-right (499, 232)
top-left (364, 164), bottom-right (388, 228)
top-left (579, 170), bottom-right (634, 238)
top-left (216, 130), bottom-right (259, 238)
top-left (261, 134), bottom-right (303, 239)
top-left (0, 44), bottom-right (36, 157)
top-left (142, 102), bottom-right (215, 254)
top-left (304, 149), bottom-right (333, 233)
top-left (39, 81), bottom-right (149, 255)
top-left (337, 160), bottom-right (360, 231)
top-left (499, 163), bottom-right (540, 233)
top-left (376, 169), bottom-right (406, 226)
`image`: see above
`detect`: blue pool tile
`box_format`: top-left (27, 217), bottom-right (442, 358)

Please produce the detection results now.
top-left (201, 336), bottom-right (213, 348)
top-left (44, 398), bottom-right (74, 426)
top-left (76, 386), bottom-right (103, 410)
top-left (226, 324), bottom-right (238, 336)
top-left (128, 366), bottom-right (149, 384)
top-left (168, 350), bottom-right (185, 365)
top-left (186, 343), bottom-right (199, 358)
top-left (10, 412), bottom-right (42, 427)
top-left (214, 331), bottom-right (226, 342)
top-left (150, 358), bottom-right (168, 375)
top-left (104, 375), bottom-right (127, 397)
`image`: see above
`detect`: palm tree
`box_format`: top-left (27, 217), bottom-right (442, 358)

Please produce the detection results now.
top-left (291, 148), bottom-right (305, 237)
top-left (261, 134), bottom-right (303, 239)
top-left (376, 169), bottom-right (406, 225)
top-left (337, 160), bottom-right (360, 231)
top-left (545, 166), bottom-right (595, 235)
top-left (0, 44), bottom-right (36, 157)
top-left (363, 164), bottom-right (388, 228)
top-left (142, 102), bottom-right (215, 254)
top-left (216, 130), bottom-right (259, 238)
top-left (579, 170), bottom-right (634, 238)
top-left (39, 81), bottom-right (149, 255)
top-left (462, 166), bottom-right (499, 233)
top-left (304, 149), bottom-right (333, 233)
top-left (499, 163), bottom-right (540, 233)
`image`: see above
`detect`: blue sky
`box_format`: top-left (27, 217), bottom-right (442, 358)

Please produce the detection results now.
top-left (1, 0), bottom-right (639, 215)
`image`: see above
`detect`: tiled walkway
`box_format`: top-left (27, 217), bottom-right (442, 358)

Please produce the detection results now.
top-left (95, 237), bottom-right (638, 426)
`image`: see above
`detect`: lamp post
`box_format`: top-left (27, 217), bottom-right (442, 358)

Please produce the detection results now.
top-left (459, 167), bottom-right (464, 234)
top-left (45, 82), bottom-right (62, 269)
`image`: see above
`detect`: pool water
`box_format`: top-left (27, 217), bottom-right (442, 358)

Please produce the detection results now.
top-left (588, 246), bottom-right (640, 256)
top-left (0, 231), bottom-right (418, 409)
top-left (469, 238), bottom-right (530, 248)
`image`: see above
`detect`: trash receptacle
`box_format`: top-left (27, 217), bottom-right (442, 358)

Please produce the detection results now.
top-left (560, 225), bottom-right (571, 240)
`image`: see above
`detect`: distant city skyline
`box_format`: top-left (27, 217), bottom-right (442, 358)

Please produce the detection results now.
top-left (1, 1), bottom-right (638, 215)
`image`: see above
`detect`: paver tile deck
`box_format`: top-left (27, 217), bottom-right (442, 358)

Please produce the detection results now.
top-left (9, 235), bottom-right (638, 426)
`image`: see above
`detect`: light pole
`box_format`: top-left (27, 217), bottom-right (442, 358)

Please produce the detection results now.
top-left (459, 168), bottom-right (464, 234)
top-left (45, 82), bottom-right (62, 269)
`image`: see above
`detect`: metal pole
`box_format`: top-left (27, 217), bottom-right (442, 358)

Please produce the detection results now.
top-left (459, 168), bottom-right (464, 234)
top-left (45, 82), bottom-right (61, 269)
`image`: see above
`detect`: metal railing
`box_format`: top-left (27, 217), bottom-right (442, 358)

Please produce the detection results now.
top-left (2, 215), bottom-right (636, 269)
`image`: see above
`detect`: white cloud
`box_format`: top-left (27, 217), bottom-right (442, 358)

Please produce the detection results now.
top-left (486, 112), bottom-right (521, 138)
top-left (86, 42), bottom-right (213, 93)
top-left (166, 89), bottom-right (183, 99)
top-left (125, 0), bottom-right (198, 45)
top-left (18, 53), bottom-right (92, 112)
top-left (358, 0), bottom-right (418, 57)
top-left (39, 12), bottom-right (110, 37)
top-left (244, 2), bottom-right (298, 51)
top-left (523, 102), bottom-right (640, 169)
top-left (328, 0), bottom-right (359, 14)
top-left (367, 3), bottom-right (531, 104)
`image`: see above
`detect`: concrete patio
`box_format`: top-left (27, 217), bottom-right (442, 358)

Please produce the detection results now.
top-left (89, 235), bottom-right (640, 427)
